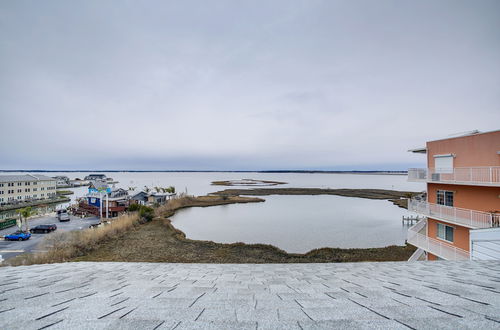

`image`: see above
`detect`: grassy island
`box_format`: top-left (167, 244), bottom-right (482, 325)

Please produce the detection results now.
top-left (211, 179), bottom-right (287, 186)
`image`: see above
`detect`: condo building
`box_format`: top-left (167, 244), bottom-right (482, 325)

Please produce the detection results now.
top-left (407, 130), bottom-right (500, 260)
top-left (0, 174), bottom-right (57, 204)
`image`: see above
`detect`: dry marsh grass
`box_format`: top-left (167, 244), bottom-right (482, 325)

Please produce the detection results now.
top-left (5, 213), bottom-right (140, 266)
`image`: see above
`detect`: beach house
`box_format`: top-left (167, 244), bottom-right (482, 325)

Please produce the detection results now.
top-left (407, 130), bottom-right (500, 260)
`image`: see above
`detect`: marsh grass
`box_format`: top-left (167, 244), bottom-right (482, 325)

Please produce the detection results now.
top-left (6, 213), bottom-right (140, 266)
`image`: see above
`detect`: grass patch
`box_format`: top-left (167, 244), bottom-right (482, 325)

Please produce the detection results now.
top-left (56, 190), bottom-right (74, 195)
top-left (73, 218), bottom-right (416, 263)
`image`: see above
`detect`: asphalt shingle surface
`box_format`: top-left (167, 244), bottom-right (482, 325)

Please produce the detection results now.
top-left (0, 261), bottom-right (499, 329)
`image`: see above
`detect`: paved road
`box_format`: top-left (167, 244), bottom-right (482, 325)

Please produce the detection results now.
top-left (0, 261), bottom-right (499, 329)
top-left (0, 214), bottom-right (100, 261)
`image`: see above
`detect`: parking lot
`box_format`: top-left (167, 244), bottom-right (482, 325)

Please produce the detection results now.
top-left (0, 214), bottom-right (100, 261)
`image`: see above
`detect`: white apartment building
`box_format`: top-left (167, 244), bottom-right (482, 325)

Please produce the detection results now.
top-left (0, 174), bottom-right (57, 204)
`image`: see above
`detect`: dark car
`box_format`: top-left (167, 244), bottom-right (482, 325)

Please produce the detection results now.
top-left (4, 231), bottom-right (31, 241)
top-left (30, 224), bottom-right (57, 234)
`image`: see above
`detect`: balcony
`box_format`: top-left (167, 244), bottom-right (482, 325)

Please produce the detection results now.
top-left (408, 199), bottom-right (499, 229)
top-left (408, 167), bottom-right (500, 186)
top-left (407, 219), bottom-right (470, 261)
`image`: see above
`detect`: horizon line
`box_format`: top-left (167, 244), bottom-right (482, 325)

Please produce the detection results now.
top-left (0, 169), bottom-right (408, 173)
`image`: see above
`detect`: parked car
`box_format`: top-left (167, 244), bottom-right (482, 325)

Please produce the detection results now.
top-left (30, 224), bottom-right (57, 234)
top-left (4, 231), bottom-right (31, 241)
top-left (57, 209), bottom-right (70, 222)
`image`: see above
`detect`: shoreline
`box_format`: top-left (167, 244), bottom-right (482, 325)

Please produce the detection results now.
top-left (71, 194), bottom-right (415, 264)
top-left (6, 191), bottom-right (416, 266)
top-left (0, 170), bottom-right (408, 175)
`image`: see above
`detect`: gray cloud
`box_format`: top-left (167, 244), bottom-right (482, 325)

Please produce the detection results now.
top-left (1, 0), bottom-right (499, 170)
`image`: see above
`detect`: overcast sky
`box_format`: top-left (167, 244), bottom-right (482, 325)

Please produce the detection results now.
top-left (1, 1), bottom-right (499, 170)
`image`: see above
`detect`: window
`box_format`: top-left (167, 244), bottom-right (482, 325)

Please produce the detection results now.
top-left (33, 182), bottom-right (37, 185)
top-left (0, 183), bottom-right (3, 187)
top-left (437, 223), bottom-right (454, 242)
top-left (437, 190), bottom-right (453, 207)
top-left (0, 191), bottom-right (3, 195)
top-left (17, 182), bottom-right (22, 186)
top-left (17, 189), bottom-right (22, 193)
top-left (434, 154), bottom-right (454, 174)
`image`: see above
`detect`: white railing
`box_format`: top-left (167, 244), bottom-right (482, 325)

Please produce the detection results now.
top-left (409, 217), bottom-right (427, 233)
top-left (408, 167), bottom-right (500, 186)
top-left (407, 220), bottom-right (470, 260)
top-left (407, 168), bottom-right (427, 182)
top-left (408, 248), bottom-right (425, 262)
top-left (408, 199), bottom-right (498, 229)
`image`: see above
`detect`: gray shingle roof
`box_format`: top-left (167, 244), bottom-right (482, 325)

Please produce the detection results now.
top-left (0, 174), bottom-right (56, 182)
top-left (0, 261), bottom-right (499, 329)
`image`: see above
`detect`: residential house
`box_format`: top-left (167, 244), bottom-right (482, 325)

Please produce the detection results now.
top-left (407, 130), bottom-right (500, 260)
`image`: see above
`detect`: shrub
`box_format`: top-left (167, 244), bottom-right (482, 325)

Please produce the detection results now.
top-left (138, 205), bottom-right (154, 222)
top-left (128, 203), bottom-right (140, 212)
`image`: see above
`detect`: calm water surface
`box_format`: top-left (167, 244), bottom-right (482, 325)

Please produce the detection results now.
top-left (3, 172), bottom-right (423, 251)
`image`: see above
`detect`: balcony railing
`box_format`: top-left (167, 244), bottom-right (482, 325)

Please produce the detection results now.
top-left (408, 199), bottom-right (499, 229)
top-left (407, 220), bottom-right (470, 261)
top-left (407, 168), bottom-right (427, 182)
top-left (408, 167), bottom-right (500, 186)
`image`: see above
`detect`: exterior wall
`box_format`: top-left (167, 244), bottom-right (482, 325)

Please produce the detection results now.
top-left (0, 178), bottom-right (57, 203)
top-left (427, 253), bottom-right (438, 261)
top-left (427, 218), bottom-right (470, 251)
top-left (427, 183), bottom-right (500, 212)
top-left (426, 130), bottom-right (500, 167)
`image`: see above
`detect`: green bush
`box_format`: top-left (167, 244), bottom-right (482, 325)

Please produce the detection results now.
top-left (128, 204), bottom-right (153, 222)
top-left (128, 203), bottom-right (140, 212)
top-left (138, 205), bottom-right (154, 222)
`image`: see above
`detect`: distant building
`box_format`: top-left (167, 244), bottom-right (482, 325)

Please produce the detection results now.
top-left (53, 176), bottom-right (71, 187)
top-left (407, 130), bottom-right (500, 261)
top-left (129, 191), bottom-right (176, 206)
top-left (0, 174), bottom-right (57, 204)
top-left (84, 174), bottom-right (107, 181)
top-left (129, 191), bottom-right (148, 205)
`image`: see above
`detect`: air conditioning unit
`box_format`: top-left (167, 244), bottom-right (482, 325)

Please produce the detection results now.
top-left (431, 173), bottom-right (441, 181)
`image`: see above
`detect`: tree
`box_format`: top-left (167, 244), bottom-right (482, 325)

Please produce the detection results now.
top-left (16, 207), bottom-right (33, 231)
top-left (143, 186), bottom-right (151, 193)
top-left (163, 186), bottom-right (175, 194)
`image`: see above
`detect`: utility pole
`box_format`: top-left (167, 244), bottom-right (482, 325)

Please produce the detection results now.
top-left (99, 192), bottom-right (102, 220)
